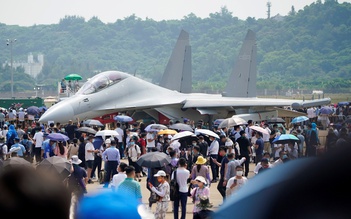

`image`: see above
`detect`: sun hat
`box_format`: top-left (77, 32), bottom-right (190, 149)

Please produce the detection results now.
top-left (196, 196), bottom-right (213, 210)
top-left (195, 156), bottom-right (207, 165)
top-left (195, 176), bottom-right (207, 184)
top-left (71, 155), bottom-right (82, 165)
top-left (154, 170), bottom-right (166, 177)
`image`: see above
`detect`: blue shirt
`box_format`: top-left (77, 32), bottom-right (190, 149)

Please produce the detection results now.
top-left (12, 143), bottom-right (26, 157)
top-left (255, 138), bottom-right (264, 155)
top-left (43, 139), bottom-right (55, 158)
top-left (102, 146), bottom-right (120, 162)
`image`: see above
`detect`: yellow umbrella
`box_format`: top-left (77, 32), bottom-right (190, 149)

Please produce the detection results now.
top-left (158, 129), bottom-right (178, 135)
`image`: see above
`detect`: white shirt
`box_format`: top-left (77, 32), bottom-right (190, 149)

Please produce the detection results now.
top-left (172, 167), bottom-right (190, 193)
top-left (170, 140), bottom-right (180, 154)
top-left (33, 132), bottom-right (44, 148)
top-left (146, 132), bottom-right (156, 148)
top-left (128, 143), bottom-right (141, 161)
top-left (85, 141), bottom-right (95, 161)
top-left (18, 111), bottom-right (25, 122)
top-left (111, 172), bottom-right (127, 190)
top-left (226, 176), bottom-right (248, 195)
top-left (27, 114), bottom-right (34, 121)
top-left (1, 143), bottom-right (8, 159)
top-left (114, 127), bottom-right (124, 143)
top-left (262, 127), bottom-right (271, 142)
top-left (208, 140), bottom-right (219, 155)
top-left (245, 126), bottom-right (253, 139)
top-left (307, 107), bottom-right (315, 118)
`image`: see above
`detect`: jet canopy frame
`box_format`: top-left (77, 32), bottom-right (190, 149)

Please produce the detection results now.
top-left (76, 71), bottom-right (126, 95)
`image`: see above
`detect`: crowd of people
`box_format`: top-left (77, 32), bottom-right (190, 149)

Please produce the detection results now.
top-left (0, 107), bottom-right (351, 219)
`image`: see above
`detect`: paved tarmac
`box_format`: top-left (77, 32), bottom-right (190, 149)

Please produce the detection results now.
top-left (83, 160), bottom-right (257, 219)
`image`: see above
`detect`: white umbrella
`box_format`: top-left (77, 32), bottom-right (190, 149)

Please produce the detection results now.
top-left (83, 119), bottom-right (104, 127)
top-left (218, 117), bottom-right (247, 129)
top-left (250, 125), bottom-right (270, 135)
top-left (169, 123), bottom-right (193, 131)
top-left (144, 124), bottom-right (168, 132)
top-left (171, 131), bottom-right (195, 141)
top-left (195, 129), bottom-right (220, 139)
top-left (95, 130), bottom-right (119, 138)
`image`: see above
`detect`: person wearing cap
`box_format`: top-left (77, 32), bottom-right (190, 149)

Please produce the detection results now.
top-left (42, 136), bottom-right (56, 159)
top-left (102, 139), bottom-right (121, 188)
top-left (190, 175), bottom-right (210, 218)
top-left (148, 170), bottom-right (170, 219)
top-left (68, 155), bottom-right (88, 204)
top-left (10, 137), bottom-right (26, 157)
top-left (236, 130), bottom-right (252, 177)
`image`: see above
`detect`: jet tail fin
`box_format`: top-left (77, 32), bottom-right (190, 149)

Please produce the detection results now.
top-left (223, 29), bottom-right (257, 97)
top-left (160, 29), bottom-right (192, 93)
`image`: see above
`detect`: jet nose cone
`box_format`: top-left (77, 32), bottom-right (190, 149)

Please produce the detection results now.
top-left (39, 102), bottom-right (74, 124)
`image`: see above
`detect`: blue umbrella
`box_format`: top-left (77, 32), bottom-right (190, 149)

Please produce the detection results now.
top-left (320, 106), bottom-right (333, 115)
top-left (272, 134), bottom-right (299, 144)
top-left (26, 106), bottom-right (40, 115)
top-left (291, 116), bottom-right (309, 124)
top-left (39, 106), bottom-right (47, 112)
top-left (46, 133), bottom-right (69, 142)
top-left (114, 115), bottom-right (133, 123)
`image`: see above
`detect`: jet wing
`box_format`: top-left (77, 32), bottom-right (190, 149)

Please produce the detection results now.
top-left (182, 97), bottom-right (331, 109)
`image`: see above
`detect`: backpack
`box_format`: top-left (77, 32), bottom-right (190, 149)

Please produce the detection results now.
top-left (169, 170), bottom-right (179, 201)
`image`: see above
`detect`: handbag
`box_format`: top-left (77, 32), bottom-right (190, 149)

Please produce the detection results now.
top-left (148, 191), bottom-right (160, 204)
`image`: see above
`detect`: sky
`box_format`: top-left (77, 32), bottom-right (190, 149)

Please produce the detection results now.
top-left (0, 0), bottom-right (350, 27)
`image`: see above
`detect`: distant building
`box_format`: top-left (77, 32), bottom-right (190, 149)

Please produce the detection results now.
top-left (3, 53), bottom-right (44, 78)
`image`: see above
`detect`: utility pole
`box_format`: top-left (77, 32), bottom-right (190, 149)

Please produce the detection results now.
top-left (267, 1), bottom-right (272, 19)
top-left (7, 39), bottom-right (16, 98)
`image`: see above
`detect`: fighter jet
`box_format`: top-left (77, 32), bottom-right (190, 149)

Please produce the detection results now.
top-left (39, 70), bottom-right (331, 124)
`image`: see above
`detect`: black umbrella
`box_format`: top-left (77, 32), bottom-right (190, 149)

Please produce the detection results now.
top-left (266, 117), bottom-right (286, 124)
top-left (27, 106), bottom-right (40, 115)
top-left (77, 126), bottom-right (97, 135)
top-left (169, 123), bottom-right (193, 131)
top-left (136, 152), bottom-right (171, 168)
top-left (3, 157), bottom-right (33, 169)
top-left (37, 156), bottom-right (71, 179)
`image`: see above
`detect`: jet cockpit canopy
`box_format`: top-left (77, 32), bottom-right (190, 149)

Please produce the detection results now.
top-left (76, 71), bottom-right (127, 95)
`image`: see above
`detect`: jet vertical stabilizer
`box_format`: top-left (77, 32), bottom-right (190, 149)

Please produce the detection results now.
top-left (180, 45), bottom-right (192, 93)
top-left (224, 29), bottom-right (257, 97)
top-left (160, 29), bottom-right (192, 93)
